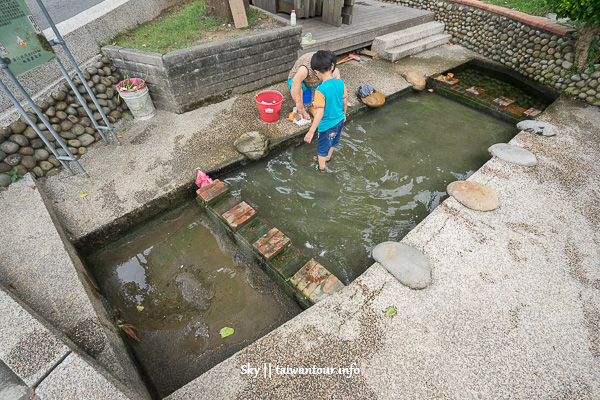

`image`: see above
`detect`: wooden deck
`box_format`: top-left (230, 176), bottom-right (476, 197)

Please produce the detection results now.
top-left (289, 0), bottom-right (435, 56)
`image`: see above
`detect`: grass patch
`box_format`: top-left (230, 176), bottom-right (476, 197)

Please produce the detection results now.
top-left (479, 0), bottom-right (550, 16)
top-left (110, 0), bottom-right (272, 54)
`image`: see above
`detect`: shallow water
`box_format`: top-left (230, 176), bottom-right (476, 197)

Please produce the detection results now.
top-left (223, 93), bottom-right (517, 284)
top-left (452, 68), bottom-right (547, 110)
top-left (87, 202), bottom-right (300, 398)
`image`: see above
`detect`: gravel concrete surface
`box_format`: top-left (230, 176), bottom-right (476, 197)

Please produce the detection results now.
top-left (166, 48), bottom-right (600, 399)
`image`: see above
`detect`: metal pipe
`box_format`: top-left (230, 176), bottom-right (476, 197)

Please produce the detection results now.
top-left (36, 0), bottom-right (121, 146)
top-left (0, 77), bottom-right (75, 175)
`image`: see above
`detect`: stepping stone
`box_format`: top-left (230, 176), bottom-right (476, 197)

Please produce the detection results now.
top-left (253, 228), bottom-right (291, 261)
top-left (372, 242), bottom-right (431, 289)
top-left (290, 259), bottom-right (344, 304)
top-left (517, 120), bottom-right (558, 137)
top-left (488, 143), bottom-right (537, 167)
top-left (196, 179), bottom-right (229, 205)
top-left (447, 181), bottom-right (499, 211)
top-left (221, 201), bottom-right (256, 231)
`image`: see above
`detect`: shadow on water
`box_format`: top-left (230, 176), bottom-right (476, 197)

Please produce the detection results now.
top-left (87, 202), bottom-right (301, 398)
top-left (223, 93), bottom-right (518, 284)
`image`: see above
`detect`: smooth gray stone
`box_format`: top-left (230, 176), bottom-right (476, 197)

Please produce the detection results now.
top-left (372, 242), bottom-right (432, 289)
top-left (79, 134), bottom-right (95, 147)
top-left (489, 143), bottom-right (537, 166)
top-left (517, 120), bottom-right (558, 136)
top-left (0, 174), bottom-right (11, 188)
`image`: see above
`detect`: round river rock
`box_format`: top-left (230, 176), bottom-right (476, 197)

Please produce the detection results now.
top-left (488, 143), bottom-right (537, 167)
top-left (401, 71), bottom-right (426, 91)
top-left (372, 242), bottom-right (432, 289)
top-left (447, 181), bottom-right (499, 211)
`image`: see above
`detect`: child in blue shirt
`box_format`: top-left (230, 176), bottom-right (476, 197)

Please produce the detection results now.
top-left (303, 50), bottom-right (348, 172)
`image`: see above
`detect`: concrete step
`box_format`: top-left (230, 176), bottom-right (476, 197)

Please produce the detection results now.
top-left (372, 21), bottom-right (446, 53)
top-left (381, 33), bottom-right (452, 62)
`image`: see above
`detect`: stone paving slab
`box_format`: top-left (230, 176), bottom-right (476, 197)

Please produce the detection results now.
top-left (0, 288), bottom-right (70, 387)
top-left (35, 353), bottom-right (133, 400)
top-left (0, 175), bottom-right (148, 397)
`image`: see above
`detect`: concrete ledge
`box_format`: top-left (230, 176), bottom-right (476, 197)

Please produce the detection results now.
top-left (0, 174), bottom-right (148, 397)
top-left (104, 25), bottom-right (302, 113)
top-left (0, 288), bottom-right (70, 387)
top-left (0, 286), bottom-right (146, 399)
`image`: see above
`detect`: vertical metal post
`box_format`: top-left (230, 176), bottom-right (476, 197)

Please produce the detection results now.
top-left (0, 64), bottom-right (88, 177)
top-left (35, 0), bottom-right (121, 146)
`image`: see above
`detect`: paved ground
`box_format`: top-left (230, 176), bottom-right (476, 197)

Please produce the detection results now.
top-left (2, 44), bottom-right (599, 398)
top-left (24, 0), bottom-right (105, 30)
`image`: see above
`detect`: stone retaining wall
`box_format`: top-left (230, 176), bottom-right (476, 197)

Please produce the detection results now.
top-left (102, 26), bottom-right (302, 114)
top-left (0, 56), bottom-right (127, 188)
top-left (379, 0), bottom-right (600, 106)
top-left (197, 179), bottom-right (345, 309)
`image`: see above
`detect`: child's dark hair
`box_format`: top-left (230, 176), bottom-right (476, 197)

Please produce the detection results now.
top-left (311, 50), bottom-right (336, 73)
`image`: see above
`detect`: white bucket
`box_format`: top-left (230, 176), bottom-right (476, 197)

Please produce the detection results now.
top-left (119, 86), bottom-right (156, 120)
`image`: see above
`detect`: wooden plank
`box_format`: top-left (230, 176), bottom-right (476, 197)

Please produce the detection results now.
top-left (316, 0), bottom-right (322, 15)
top-left (341, 13), bottom-right (352, 25)
top-left (341, 5), bottom-right (352, 15)
top-left (278, 0), bottom-right (294, 13)
top-left (344, 0), bottom-right (354, 5)
top-left (359, 49), bottom-right (378, 58)
top-left (309, 0), bottom-right (316, 17)
top-left (228, 0), bottom-right (249, 28)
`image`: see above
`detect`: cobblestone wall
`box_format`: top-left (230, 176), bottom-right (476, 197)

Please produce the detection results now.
top-left (380, 0), bottom-right (600, 106)
top-left (0, 56), bottom-right (127, 188)
top-left (102, 26), bottom-right (302, 114)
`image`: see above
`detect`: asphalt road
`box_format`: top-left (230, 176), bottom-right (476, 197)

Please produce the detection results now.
top-left (23, 0), bottom-right (105, 30)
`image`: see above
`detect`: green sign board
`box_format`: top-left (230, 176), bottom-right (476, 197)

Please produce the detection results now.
top-left (0, 0), bottom-right (56, 76)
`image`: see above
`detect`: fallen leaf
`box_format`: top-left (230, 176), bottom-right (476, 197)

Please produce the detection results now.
top-left (28, 185), bottom-right (36, 190)
top-left (117, 135), bottom-right (122, 138)
top-left (9, 283), bottom-right (16, 290)
top-left (220, 327), bottom-right (234, 338)
top-left (136, 305), bottom-right (144, 311)
top-left (80, 193), bottom-right (88, 198)
top-left (428, 89), bottom-right (434, 92)
top-left (385, 306), bottom-right (396, 317)
top-left (165, 298), bottom-right (175, 303)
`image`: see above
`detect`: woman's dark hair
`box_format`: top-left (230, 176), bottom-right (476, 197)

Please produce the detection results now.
top-left (311, 50), bottom-right (337, 73)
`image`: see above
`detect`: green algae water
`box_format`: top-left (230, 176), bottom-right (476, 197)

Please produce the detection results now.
top-left (87, 202), bottom-right (300, 398)
top-left (223, 93), bottom-right (517, 284)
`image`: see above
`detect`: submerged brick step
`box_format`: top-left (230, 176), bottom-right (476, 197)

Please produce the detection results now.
top-left (222, 201), bottom-right (256, 231)
top-left (290, 259), bottom-right (345, 305)
top-left (196, 179), bottom-right (230, 206)
top-left (253, 228), bottom-right (291, 261)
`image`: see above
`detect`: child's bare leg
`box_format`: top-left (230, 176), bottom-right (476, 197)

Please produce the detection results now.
top-left (326, 147), bottom-right (335, 162)
top-left (318, 155), bottom-right (327, 170)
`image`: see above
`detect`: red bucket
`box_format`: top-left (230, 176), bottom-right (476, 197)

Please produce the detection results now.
top-left (255, 90), bottom-right (284, 123)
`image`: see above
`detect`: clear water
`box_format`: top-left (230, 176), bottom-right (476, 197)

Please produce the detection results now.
top-left (87, 202), bottom-right (300, 398)
top-left (223, 93), bottom-right (517, 284)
